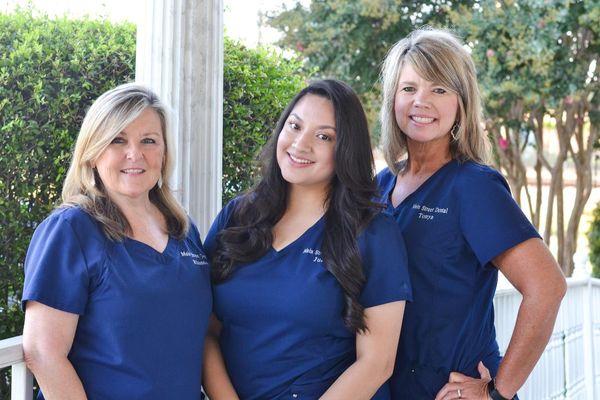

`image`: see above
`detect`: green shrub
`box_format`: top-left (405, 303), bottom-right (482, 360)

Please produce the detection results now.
top-left (223, 38), bottom-right (306, 202)
top-left (0, 10), bottom-right (135, 397)
top-left (0, 14), bottom-right (307, 394)
top-left (588, 202), bottom-right (600, 278)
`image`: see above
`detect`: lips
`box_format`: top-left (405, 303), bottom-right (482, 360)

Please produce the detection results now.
top-left (410, 115), bottom-right (436, 124)
top-left (288, 152), bottom-right (314, 165)
top-left (121, 168), bottom-right (145, 174)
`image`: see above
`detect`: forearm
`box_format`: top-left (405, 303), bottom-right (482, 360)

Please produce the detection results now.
top-left (27, 355), bottom-right (87, 400)
top-left (494, 291), bottom-right (562, 397)
top-left (319, 357), bottom-right (392, 400)
top-left (202, 335), bottom-right (239, 400)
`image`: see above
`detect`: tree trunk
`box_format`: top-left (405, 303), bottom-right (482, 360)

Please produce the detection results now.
top-left (564, 99), bottom-right (597, 276)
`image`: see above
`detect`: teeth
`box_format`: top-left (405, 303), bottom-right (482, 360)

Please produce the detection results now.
top-left (289, 154), bottom-right (313, 164)
top-left (122, 169), bottom-right (144, 174)
top-left (412, 116), bottom-right (435, 123)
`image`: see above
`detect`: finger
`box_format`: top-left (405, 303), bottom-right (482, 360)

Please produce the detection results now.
top-left (435, 382), bottom-right (461, 400)
top-left (478, 361), bottom-right (492, 380)
top-left (449, 371), bottom-right (469, 383)
top-left (440, 388), bottom-right (462, 400)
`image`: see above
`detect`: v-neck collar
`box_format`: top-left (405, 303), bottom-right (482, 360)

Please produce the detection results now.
top-left (124, 235), bottom-right (177, 264)
top-left (387, 159), bottom-right (457, 211)
top-left (270, 215), bottom-right (325, 256)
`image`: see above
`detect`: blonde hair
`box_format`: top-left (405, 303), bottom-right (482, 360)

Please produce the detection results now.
top-left (61, 83), bottom-right (189, 240)
top-left (380, 27), bottom-right (491, 174)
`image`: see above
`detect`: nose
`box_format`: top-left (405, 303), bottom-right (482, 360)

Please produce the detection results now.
top-left (292, 130), bottom-right (311, 152)
top-left (413, 89), bottom-right (431, 108)
top-left (126, 143), bottom-right (143, 161)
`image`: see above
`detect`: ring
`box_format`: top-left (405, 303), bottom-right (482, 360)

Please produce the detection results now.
top-left (457, 388), bottom-right (462, 398)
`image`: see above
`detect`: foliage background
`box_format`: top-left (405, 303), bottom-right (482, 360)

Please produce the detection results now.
top-left (222, 38), bottom-right (305, 202)
top-left (269, 0), bottom-right (599, 276)
top-left (0, 10), bottom-right (136, 397)
top-left (0, 9), bottom-right (306, 397)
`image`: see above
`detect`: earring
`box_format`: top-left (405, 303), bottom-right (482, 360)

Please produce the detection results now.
top-left (450, 122), bottom-right (460, 141)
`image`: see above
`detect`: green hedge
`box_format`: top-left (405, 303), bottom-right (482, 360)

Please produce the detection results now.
top-left (223, 38), bottom-right (306, 202)
top-left (0, 10), bottom-right (136, 397)
top-left (0, 12), bottom-right (307, 377)
top-left (588, 203), bottom-right (600, 278)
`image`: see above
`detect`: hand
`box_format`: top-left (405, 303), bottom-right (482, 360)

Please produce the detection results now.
top-left (434, 361), bottom-right (491, 400)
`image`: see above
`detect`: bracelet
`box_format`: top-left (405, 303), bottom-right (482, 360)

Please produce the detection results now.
top-left (487, 378), bottom-right (515, 400)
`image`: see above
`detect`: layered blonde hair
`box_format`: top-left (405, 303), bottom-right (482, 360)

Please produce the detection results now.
top-left (61, 83), bottom-right (189, 240)
top-left (380, 28), bottom-right (491, 174)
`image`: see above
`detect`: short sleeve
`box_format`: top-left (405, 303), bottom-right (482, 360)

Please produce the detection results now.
top-left (22, 213), bottom-right (90, 315)
top-left (358, 214), bottom-right (413, 308)
top-left (458, 166), bottom-right (541, 266)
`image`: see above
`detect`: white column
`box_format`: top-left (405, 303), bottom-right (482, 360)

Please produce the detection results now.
top-left (135, 0), bottom-right (223, 236)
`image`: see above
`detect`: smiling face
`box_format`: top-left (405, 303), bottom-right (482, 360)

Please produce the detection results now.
top-left (394, 63), bottom-right (459, 146)
top-left (93, 108), bottom-right (165, 204)
top-left (276, 93), bottom-right (336, 191)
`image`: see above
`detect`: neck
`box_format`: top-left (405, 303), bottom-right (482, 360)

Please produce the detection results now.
top-left (405, 136), bottom-right (452, 175)
top-left (110, 193), bottom-right (163, 234)
top-left (286, 183), bottom-right (329, 218)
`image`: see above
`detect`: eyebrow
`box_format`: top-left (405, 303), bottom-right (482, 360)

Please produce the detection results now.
top-left (118, 131), bottom-right (162, 136)
top-left (289, 113), bottom-right (336, 131)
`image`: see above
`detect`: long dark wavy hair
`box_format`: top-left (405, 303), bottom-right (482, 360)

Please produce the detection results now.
top-left (211, 79), bottom-right (380, 333)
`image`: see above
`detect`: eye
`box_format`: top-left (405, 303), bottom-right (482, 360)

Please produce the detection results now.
top-left (287, 121), bottom-right (300, 130)
top-left (400, 86), bottom-right (415, 93)
top-left (316, 133), bottom-right (332, 142)
top-left (433, 87), bottom-right (448, 94)
top-left (111, 137), bottom-right (125, 144)
top-left (142, 137), bottom-right (157, 144)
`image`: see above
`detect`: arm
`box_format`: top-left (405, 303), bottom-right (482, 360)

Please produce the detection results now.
top-left (491, 237), bottom-right (566, 397)
top-left (22, 301), bottom-right (88, 400)
top-left (320, 301), bottom-right (405, 400)
top-left (436, 238), bottom-right (566, 400)
top-left (202, 313), bottom-right (240, 400)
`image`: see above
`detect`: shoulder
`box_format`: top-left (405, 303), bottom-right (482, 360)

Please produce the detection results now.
top-left (32, 206), bottom-right (108, 260)
top-left (454, 161), bottom-right (510, 193)
top-left (40, 206), bottom-right (103, 238)
top-left (358, 212), bottom-right (404, 250)
top-left (217, 195), bottom-right (248, 227)
top-left (375, 166), bottom-right (396, 187)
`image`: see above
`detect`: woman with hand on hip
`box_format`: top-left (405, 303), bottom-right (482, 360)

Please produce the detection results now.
top-left (22, 83), bottom-right (211, 400)
top-left (202, 79), bottom-right (412, 400)
top-left (377, 29), bottom-right (566, 400)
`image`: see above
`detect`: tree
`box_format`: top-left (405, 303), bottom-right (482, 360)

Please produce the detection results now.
top-left (450, 0), bottom-right (599, 275)
top-left (267, 0), bottom-right (474, 140)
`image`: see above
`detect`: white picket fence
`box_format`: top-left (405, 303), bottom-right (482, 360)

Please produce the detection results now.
top-left (1, 277), bottom-right (598, 399)
top-left (495, 277), bottom-right (600, 399)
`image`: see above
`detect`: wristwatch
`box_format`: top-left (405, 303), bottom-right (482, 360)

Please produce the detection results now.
top-left (488, 378), bottom-right (515, 400)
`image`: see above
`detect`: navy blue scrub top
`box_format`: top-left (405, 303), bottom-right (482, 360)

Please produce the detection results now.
top-left (204, 197), bottom-right (413, 400)
top-left (377, 160), bottom-right (539, 399)
top-left (22, 206), bottom-right (212, 400)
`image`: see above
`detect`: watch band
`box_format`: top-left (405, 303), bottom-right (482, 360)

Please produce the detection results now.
top-left (488, 378), bottom-right (515, 400)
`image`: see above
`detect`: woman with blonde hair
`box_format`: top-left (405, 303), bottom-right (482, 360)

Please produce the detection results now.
top-left (377, 28), bottom-right (566, 400)
top-left (22, 83), bottom-right (211, 399)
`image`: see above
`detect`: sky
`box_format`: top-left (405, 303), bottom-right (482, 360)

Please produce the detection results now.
top-left (0, 0), bottom-right (310, 47)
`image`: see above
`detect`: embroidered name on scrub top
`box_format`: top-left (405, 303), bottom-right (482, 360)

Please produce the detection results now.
top-left (302, 247), bottom-right (323, 263)
top-left (22, 207), bottom-right (212, 400)
top-left (411, 203), bottom-right (449, 221)
top-left (205, 197), bottom-right (413, 400)
top-left (181, 250), bottom-right (209, 265)
top-left (377, 160), bottom-right (540, 400)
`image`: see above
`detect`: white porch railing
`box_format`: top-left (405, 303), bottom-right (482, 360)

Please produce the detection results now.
top-left (495, 277), bottom-right (600, 399)
top-left (0, 335), bottom-right (33, 400)
top-left (1, 278), bottom-right (598, 399)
